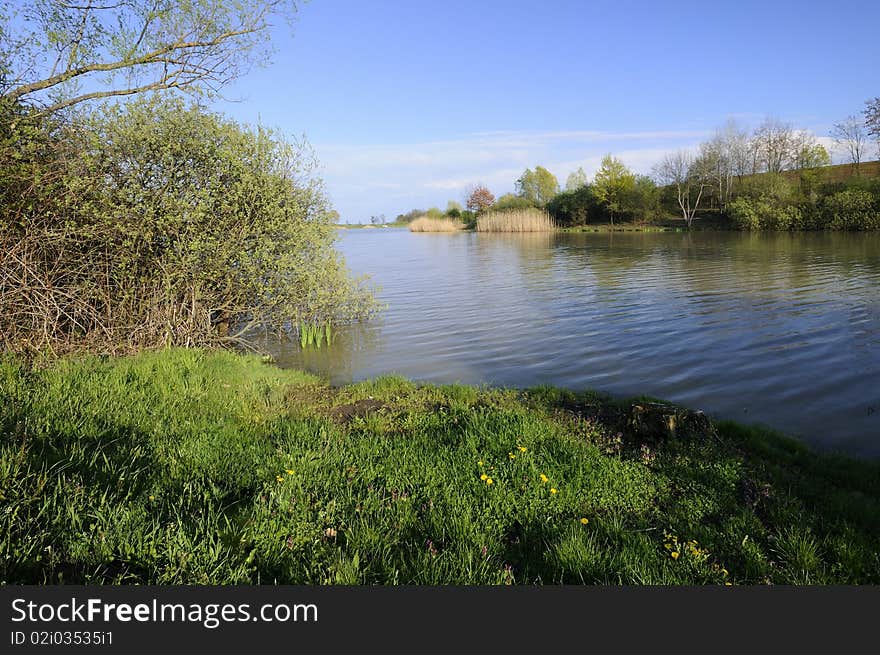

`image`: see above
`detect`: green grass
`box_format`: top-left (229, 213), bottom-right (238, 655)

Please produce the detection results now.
top-left (2, 349), bottom-right (878, 585)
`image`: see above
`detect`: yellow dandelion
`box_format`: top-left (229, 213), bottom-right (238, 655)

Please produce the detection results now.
top-left (148, 495), bottom-right (155, 501)
top-left (671, 551), bottom-right (680, 560)
top-left (550, 488), bottom-right (558, 495)
top-left (518, 446), bottom-right (527, 452)
top-left (540, 474), bottom-right (549, 483)
top-left (478, 460), bottom-right (484, 467)
top-left (275, 475), bottom-right (284, 483)
top-left (508, 452), bottom-right (516, 460)
top-left (486, 478), bottom-right (494, 485)
top-left (285, 469), bottom-right (295, 475)
top-left (480, 474), bottom-right (488, 481)
top-left (580, 518), bottom-right (589, 525)
top-left (724, 582), bottom-right (732, 586)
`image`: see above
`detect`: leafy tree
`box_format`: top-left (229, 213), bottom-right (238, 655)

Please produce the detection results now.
top-left (592, 155), bottom-right (636, 225)
top-left (622, 175), bottom-right (660, 223)
top-left (493, 193), bottom-right (537, 212)
top-left (565, 167), bottom-right (588, 191)
top-left (446, 200), bottom-right (463, 215)
top-left (546, 185), bottom-right (597, 227)
top-left (795, 143), bottom-right (831, 170)
top-left (1, 1), bottom-right (300, 117)
top-left (465, 184), bottom-right (495, 214)
top-left (515, 166), bottom-right (559, 206)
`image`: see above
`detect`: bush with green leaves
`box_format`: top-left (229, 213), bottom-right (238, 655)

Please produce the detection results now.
top-left (0, 95), bottom-right (376, 354)
top-left (821, 189), bottom-right (880, 230)
top-left (726, 197), bottom-right (807, 231)
top-left (493, 193), bottom-right (539, 213)
top-left (546, 186), bottom-right (599, 227)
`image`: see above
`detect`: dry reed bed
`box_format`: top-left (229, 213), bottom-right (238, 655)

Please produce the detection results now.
top-left (408, 216), bottom-right (465, 232)
top-left (476, 209), bottom-right (556, 232)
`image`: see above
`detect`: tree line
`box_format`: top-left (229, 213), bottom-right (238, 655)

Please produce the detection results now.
top-left (440, 102), bottom-right (880, 231)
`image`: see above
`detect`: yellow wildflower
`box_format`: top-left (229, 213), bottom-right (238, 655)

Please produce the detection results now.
top-left (285, 469), bottom-right (295, 475)
top-left (478, 460), bottom-right (484, 467)
top-left (486, 478), bottom-right (494, 485)
top-left (671, 551), bottom-right (680, 560)
top-left (580, 518), bottom-right (589, 525)
top-left (480, 474), bottom-right (488, 481)
top-left (508, 452), bottom-right (516, 460)
top-left (275, 475), bottom-right (284, 483)
top-left (148, 495), bottom-right (155, 501)
top-left (540, 474), bottom-right (549, 483)
top-left (550, 488), bottom-right (558, 495)
top-left (518, 446), bottom-right (527, 452)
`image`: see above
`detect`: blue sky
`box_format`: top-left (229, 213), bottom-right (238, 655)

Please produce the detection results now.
top-left (215, 0), bottom-right (880, 223)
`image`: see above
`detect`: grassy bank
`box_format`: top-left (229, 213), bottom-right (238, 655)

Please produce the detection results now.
top-left (2, 349), bottom-right (878, 584)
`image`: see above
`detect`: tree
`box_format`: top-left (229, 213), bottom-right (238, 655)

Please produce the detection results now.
top-left (446, 200), bottom-right (463, 215)
top-left (465, 184), bottom-right (495, 214)
top-left (866, 97), bottom-right (880, 157)
top-left (515, 166), bottom-right (559, 206)
top-left (832, 115), bottom-right (868, 172)
top-left (565, 166), bottom-right (588, 191)
top-left (718, 118), bottom-right (753, 180)
top-left (370, 214), bottom-right (386, 225)
top-left (752, 118), bottom-right (797, 173)
top-left (653, 150), bottom-right (709, 228)
top-left (591, 155), bottom-right (636, 226)
top-left (493, 193), bottom-right (536, 212)
top-left (0, 1), bottom-right (299, 117)
top-left (794, 141), bottom-right (831, 170)
top-left (546, 185), bottom-right (596, 227)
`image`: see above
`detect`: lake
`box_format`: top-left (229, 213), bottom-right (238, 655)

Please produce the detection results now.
top-left (267, 228), bottom-right (880, 458)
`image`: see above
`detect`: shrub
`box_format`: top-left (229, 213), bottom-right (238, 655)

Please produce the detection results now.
top-left (821, 189), bottom-right (880, 230)
top-left (546, 186), bottom-right (598, 227)
top-left (493, 193), bottom-right (538, 213)
top-left (726, 197), bottom-right (806, 231)
top-left (0, 95), bottom-right (377, 354)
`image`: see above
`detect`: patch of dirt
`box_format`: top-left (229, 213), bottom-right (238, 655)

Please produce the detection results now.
top-left (536, 394), bottom-right (718, 448)
top-left (326, 398), bottom-right (389, 424)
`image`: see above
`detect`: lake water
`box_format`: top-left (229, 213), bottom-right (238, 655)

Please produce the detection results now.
top-left (267, 228), bottom-right (880, 458)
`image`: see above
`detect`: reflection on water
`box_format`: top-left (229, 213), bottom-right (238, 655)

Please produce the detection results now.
top-left (263, 228), bottom-right (880, 458)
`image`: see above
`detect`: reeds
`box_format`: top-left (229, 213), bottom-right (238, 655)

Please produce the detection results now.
top-left (475, 208), bottom-right (556, 232)
top-left (408, 216), bottom-right (465, 232)
top-left (298, 321), bottom-right (332, 349)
